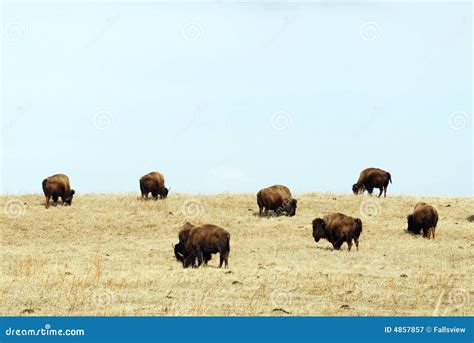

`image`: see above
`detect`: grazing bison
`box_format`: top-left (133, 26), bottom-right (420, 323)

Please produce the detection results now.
top-left (139, 172), bottom-right (169, 200)
top-left (182, 224), bottom-right (230, 268)
top-left (42, 174), bottom-right (75, 209)
top-left (174, 222), bottom-right (212, 264)
top-left (407, 203), bottom-right (439, 239)
top-left (352, 168), bottom-right (392, 197)
top-left (257, 185), bottom-right (297, 217)
top-left (312, 213), bottom-right (363, 251)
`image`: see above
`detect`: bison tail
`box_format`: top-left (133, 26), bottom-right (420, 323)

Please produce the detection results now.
top-left (388, 173), bottom-right (392, 184)
top-left (355, 218), bottom-right (363, 237)
top-left (225, 234), bottom-right (231, 252)
top-left (256, 192), bottom-right (263, 208)
top-left (42, 179), bottom-right (48, 194)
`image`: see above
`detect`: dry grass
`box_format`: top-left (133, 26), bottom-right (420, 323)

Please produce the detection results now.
top-left (1, 193), bottom-right (473, 316)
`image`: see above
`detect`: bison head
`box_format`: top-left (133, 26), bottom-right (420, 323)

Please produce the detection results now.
top-left (312, 218), bottom-right (326, 242)
top-left (161, 187), bottom-right (169, 199)
top-left (284, 199), bottom-right (297, 217)
top-left (174, 242), bottom-right (185, 262)
top-left (64, 189), bottom-right (75, 205)
top-left (352, 184), bottom-right (364, 195)
top-left (406, 214), bottom-right (421, 234)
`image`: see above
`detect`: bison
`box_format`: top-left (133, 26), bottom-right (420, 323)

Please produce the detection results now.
top-left (312, 213), bottom-right (363, 251)
top-left (174, 222), bottom-right (212, 264)
top-left (181, 224), bottom-right (230, 269)
top-left (352, 168), bottom-right (392, 197)
top-left (42, 174), bottom-right (75, 209)
top-left (139, 172), bottom-right (169, 200)
top-left (257, 185), bottom-right (297, 217)
top-left (407, 203), bottom-right (439, 239)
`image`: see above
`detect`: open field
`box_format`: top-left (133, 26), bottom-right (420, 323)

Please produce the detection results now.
top-left (1, 193), bottom-right (473, 316)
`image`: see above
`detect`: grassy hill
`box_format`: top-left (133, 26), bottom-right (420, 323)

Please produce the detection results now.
top-left (1, 193), bottom-right (472, 316)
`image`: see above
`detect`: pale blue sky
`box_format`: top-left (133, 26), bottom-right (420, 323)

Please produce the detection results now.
top-left (2, 1), bottom-right (472, 195)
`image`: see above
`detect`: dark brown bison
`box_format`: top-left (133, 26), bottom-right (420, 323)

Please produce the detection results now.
top-left (312, 213), bottom-right (363, 251)
top-left (257, 185), bottom-right (297, 217)
top-left (407, 203), bottom-right (439, 239)
top-left (182, 224), bottom-right (230, 268)
top-left (42, 174), bottom-right (75, 209)
top-left (139, 172), bottom-right (169, 200)
top-left (352, 168), bottom-right (392, 197)
top-left (174, 222), bottom-right (212, 264)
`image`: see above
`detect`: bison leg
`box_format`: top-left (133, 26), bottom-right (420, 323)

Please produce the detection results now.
top-left (347, 240), bottom-right (353, 252)
top-left (151, 191), bottom-right (159, 200)
top-left (195, 249), bottom-right (204, 267)
top-left (422, 227), bottom-right (429, 238)
top-left (378, 188), bottom-right (383, 198)
top-left (332, 242), bottom-right (342, 251)
top-left (52, 195), bottom-right (59, 205)
top-left (354, 238), bottom-right (359, 251)
top-left (203, 253), bottom-right (212, 266)
top-left (219, 252), bottom-right (229, 268)
top-left (45, 195), bottom-right (51, 209)
top-left (367, 187), bottom-right (373, 196)
top-left (427, 227), bottom-right (435, 239)
top-left (383, 186), bottom-right (388, 198)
